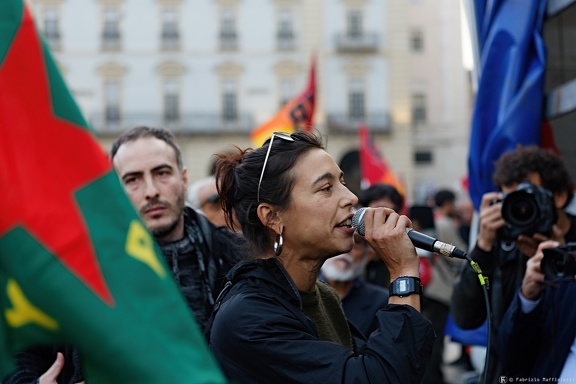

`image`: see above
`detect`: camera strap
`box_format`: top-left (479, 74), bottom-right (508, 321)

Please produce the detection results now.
top-left (492, 242), bottom-right (525, 331)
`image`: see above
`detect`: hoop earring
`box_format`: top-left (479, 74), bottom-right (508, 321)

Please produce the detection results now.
top-left (274, 233), bottom-right (284, 257)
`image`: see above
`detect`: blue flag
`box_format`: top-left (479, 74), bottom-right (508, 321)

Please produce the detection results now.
top-left (467, 0), bottom-right (547, 210)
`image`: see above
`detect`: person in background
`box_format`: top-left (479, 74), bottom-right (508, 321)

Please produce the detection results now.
top-left (207, 130), bottom-right (434, 383)
top-left (457, 198), bottom-right (474, 249)
top-left (187, 176), bottom-right (228, 228)
top-left (358, 183), bottom-right (405, 288)
top-left (498, 240), bottom-right (576, 379)
top-left (407, 204), bottom-right (436, 289)
top-left (110, 127), bottom-right (245, 332)
top-left (320, 232), bottom-right (389, 337)
top-left (4, 348), bottom-right (83, 384)
top-left (451, 145), bottom-right (576, 383)
top-left (446, 196), bottom-right (477, 376)
top-left (420, 189), bottom-right (467, 384)
top-left (433, 189), bottom-right (468, 251)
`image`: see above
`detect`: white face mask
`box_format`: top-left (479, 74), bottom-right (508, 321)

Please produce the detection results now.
top-left (321, 253), bottom-right (366, 282)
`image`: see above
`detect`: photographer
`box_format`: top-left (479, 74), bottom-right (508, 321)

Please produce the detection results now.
top-left (498, 240), bottom-right (576, 379)
top-left (451, 146), bottom-right (576, 382)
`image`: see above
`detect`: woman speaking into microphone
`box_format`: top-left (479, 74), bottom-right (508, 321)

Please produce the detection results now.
top-left (207, 130), bottom-right (434, 383)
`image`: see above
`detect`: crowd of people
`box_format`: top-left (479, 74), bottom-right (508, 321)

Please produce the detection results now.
top-left (4, 127), bottom-right (576, 383)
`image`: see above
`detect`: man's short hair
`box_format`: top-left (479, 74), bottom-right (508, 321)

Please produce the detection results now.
top-left (109, 126), bottom-right (184, 169)
top-left (493, 145), bottom-right (574, 207)
top-left (434, 189), bottom-right (456, 208)
top-left (358, 183), bottom-right (404, 212)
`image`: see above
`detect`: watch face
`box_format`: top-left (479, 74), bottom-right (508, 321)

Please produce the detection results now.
top-left (391, 276), bottom-right (421, 297)
top-left (397, 278), bottom-right (409, 293)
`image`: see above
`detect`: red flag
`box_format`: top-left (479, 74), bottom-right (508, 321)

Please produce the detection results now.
top-left (540, 120), bottom-right (559, 154)
top-left (359, 124), bottom-right (405, 196)
top-left (251, 55), bottom-right (316, 147)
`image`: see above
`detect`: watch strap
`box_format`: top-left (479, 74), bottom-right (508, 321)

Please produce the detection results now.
top-left (389, 276), bottom-right (423, 297)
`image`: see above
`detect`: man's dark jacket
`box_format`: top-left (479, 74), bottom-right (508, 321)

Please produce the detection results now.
top-left (451, 213), bottom-right (576, 382)
top-left (498, 282), bottom-right (576, 379)
top-left (207, 258), bottom-right (435, 384)
top-left (159, 206), bottom-right (245, 332)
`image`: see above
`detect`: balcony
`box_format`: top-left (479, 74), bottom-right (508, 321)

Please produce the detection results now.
top-left (101, 31), bottom-right (121, 51)
top-left (161, 30), bottom-right (180, 51)
top-left (220, 32), bottom-right (238, 51)
top-left (89, 111), bottom-right (255, 135)
top-left (44, 30), bottom-right (61, 51)
top-left (326, 112), bottom-right (391, 134)
top-left (277, 31), bottom-right (296, 51)
top-left (335, 32), bottom-right (379, 53)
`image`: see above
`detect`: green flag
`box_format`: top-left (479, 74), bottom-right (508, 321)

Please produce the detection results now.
top-left (0, 2), bottom-right (226, 382)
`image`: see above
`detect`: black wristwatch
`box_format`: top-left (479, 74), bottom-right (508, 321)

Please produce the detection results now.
top-left (389, 276), bottom-right (423, 297)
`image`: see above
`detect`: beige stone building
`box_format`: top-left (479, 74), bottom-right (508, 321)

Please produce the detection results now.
top-left (30, 0), bottom-right (471, 203)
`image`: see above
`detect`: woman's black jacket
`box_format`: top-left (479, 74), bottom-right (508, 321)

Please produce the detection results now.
top-left (206, 258), bottom-right (434, 384)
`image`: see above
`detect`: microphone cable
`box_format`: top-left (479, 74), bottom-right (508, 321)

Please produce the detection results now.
top-left (462, 253), bottom-right (491, 384)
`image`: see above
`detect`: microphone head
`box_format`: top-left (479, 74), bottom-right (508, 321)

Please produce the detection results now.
top-left (352, 207), bottom-right (368, 236)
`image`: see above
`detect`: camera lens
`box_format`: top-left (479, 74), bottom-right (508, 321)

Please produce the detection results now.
top-left (502, 193), bottom-right (538, 227)
top-left (542, 245), bottom-right (576, 282)
top-left (550, 257), bottom-right (566, 276)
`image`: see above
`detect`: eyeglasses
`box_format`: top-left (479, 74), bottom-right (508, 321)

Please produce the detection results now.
top-left (257, 132), bottom-right (295, 202)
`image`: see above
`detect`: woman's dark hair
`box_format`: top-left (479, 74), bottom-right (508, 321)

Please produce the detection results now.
top-left (493, 145), bottom-right (574, 208)
top-left (358, 183), bottom-right (404, 212)
top-left (215, 130), bottom-right (325, 256)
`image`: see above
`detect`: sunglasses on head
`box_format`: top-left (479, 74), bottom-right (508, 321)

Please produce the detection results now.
top-left (257, 132), bottom-right (295, 202)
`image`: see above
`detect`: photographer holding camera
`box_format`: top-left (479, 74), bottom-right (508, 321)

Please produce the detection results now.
top-left (498, 240), bottom-right (576, 379)
top-left (451, 145), bottom-right (576, 382)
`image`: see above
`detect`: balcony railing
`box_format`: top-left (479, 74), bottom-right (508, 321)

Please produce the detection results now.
top-left (277, 31), bottom-right (295, 50)
top-left (44, 30), bottom-right (61, 50)
top-left (101, 33), bottom-right (121, 51)
top-left (326, 112), bottom-right (391, 134)
top-left (335, 32), bottom-right (379, 53)
top-left (220, 32), bottom-right (238, 50)
top-left (161, 29), bottom-right (180, 50)
top-left (89, 111), bottom-right (255, 135)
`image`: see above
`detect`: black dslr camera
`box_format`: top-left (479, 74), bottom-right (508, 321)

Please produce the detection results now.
top-left (497, 181), bottom-right (557, 240)
top-left (541, 243), bottom-right (576, 282)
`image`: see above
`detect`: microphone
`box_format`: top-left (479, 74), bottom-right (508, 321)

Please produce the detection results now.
top-left (352, 207), bottom-right (467, 259)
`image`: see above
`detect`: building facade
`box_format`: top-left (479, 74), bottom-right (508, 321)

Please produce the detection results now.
top-left (544, 0), bottom-right (576, 181)
top-left (29, 0), bottom-right (471, 203)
